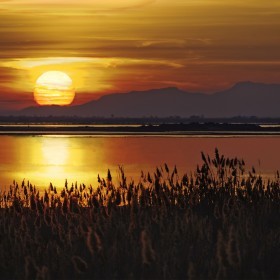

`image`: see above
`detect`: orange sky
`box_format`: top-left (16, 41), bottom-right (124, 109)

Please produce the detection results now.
top-left (0, 0), bottom-right (280, 109)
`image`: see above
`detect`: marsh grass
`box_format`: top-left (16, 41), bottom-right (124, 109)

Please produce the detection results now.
top-left (0, 149), bottom-right (279, 279)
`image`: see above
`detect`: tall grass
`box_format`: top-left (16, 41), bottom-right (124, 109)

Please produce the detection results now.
top-left (0, 149), bottom-right (279, 279)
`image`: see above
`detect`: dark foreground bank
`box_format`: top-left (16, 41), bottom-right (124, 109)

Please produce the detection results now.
top-left (0, 150), bottom-right (279, 279)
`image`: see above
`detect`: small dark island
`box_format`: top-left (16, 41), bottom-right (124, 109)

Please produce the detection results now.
top-left (0, 121), bottom-right (280, 135)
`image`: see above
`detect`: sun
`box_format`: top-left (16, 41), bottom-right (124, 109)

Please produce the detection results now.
top-left (34, 71), bottom-right (75, 106)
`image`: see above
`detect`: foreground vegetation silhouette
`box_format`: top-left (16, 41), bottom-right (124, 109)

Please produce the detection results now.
top-left (0, 149), bottom-right (279, 279)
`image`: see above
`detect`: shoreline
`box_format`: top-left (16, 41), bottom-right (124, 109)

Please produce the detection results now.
top-left (1, 123), bottom-right (280, 135)
top-left (2, 131), bottom-right (280, 136)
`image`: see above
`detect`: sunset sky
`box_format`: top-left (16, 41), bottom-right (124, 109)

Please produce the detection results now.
top-left (0, 0), bottom-right (280, 110)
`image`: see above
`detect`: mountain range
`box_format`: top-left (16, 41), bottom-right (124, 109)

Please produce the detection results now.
top-left (16, 81), bottom-right (280, 118)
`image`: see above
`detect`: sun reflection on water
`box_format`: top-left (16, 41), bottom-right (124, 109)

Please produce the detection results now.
top-left (24, 136), bottom-right (102, 189)
top-left (0, 135), bottom-right (279, 191)
top-left (42, 137), bottom-right (69, 166)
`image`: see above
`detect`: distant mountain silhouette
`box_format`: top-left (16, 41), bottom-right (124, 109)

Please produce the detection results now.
top-left (18, 81), bottom-right (280, 118)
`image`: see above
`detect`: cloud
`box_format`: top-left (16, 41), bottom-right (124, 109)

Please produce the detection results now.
top-left (193, 60), bottom-right (280, 66)
top-left (1, 57), bottom-right (184, 70)
top-left (1, 57), bottom-right (95, 69)
top-left (1, 0), bottom-right (156, 12)
top-left (0, 67), bottom-right (17, 83)
top-left (137, 38), bottom-right (213, 49)
top-left (0, 56), bottom-right (185, 100)
top-left (0, 85), bottom-right (35, 110)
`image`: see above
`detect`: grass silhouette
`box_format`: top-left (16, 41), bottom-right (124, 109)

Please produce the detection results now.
top-left (0, 149), bottom-right (279, 279)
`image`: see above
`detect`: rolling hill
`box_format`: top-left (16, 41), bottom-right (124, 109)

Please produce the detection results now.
top-left (18, 81), bottom-right (280, 118)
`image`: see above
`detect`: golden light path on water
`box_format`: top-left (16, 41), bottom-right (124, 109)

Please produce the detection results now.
top-left (0, 135), bottom-right (280, 191)
top-left (11, 136), bottom-right (105, 189)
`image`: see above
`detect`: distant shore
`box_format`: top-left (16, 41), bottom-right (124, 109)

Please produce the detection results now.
top-left (1, 123), bottom-right (280, 135)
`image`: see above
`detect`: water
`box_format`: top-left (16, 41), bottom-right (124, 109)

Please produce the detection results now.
top-left (0, 134), bottom-right (280, 190)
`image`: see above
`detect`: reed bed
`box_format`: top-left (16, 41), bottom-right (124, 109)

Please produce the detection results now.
top-left (0, 149), bottom-right (279, 279)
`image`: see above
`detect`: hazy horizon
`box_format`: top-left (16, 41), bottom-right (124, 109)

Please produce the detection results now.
top-left (0, 81), bottom-right (278, 119)
top-left (1, 0), bottom-right (280, 110)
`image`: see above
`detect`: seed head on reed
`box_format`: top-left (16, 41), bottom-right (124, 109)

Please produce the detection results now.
top-left (86, 227), bottom-right (94, 256)
top-left (140, 229), bottom-right (156, 265)
top-left (226, 225), bottom-right (241, 267)
top-left (71, 256), bottom-right (88, 274)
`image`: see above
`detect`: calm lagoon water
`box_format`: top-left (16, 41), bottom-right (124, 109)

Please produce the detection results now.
top-left (0, 134), bottom-right (280, 190)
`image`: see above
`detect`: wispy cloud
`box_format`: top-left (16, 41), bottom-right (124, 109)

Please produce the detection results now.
top-left (193, 60), bottom-right (280, 65)
top-left (1, 57), bottom-right (184, 70)
top-left (1, 0), bottom-right (156, 13)
top-left (0, 56), bottom-right (185, 102)
top-left (1, 57), bottom-right (95, 69)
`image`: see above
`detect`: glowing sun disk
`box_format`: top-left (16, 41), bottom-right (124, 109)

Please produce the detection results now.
top-left (34, 71), bottom-right (75, 106)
